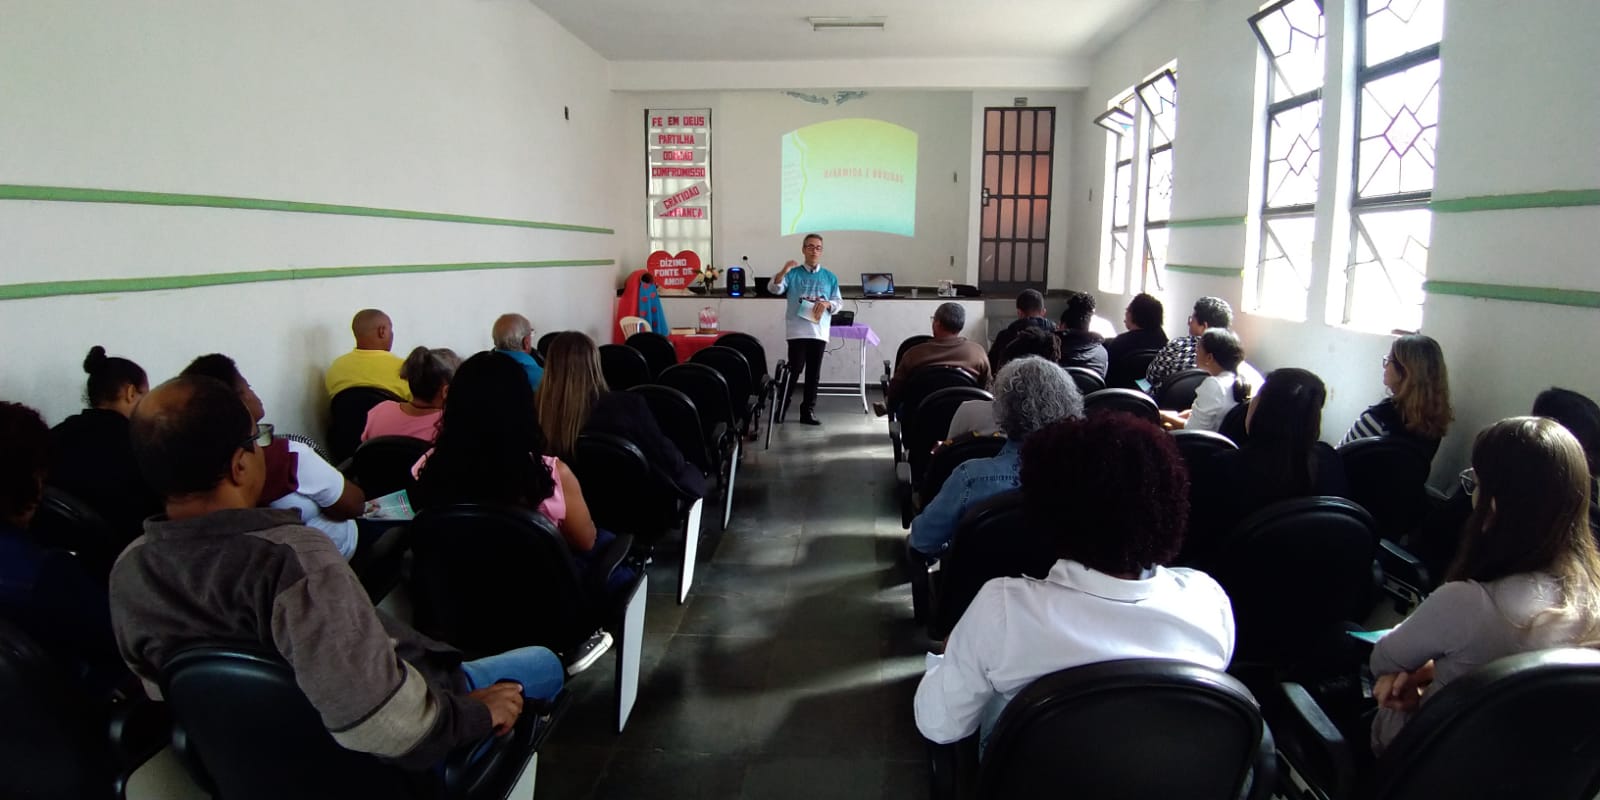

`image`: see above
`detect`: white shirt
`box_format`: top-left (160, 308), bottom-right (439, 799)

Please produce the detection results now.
top-left (268, 439), bottom-right (358, 559)
top-left (1090, 314), bottom-right (1117, 339)
top-left (1187, 361), bottom-right (1263, 433)
top-left (914, 559), bottom-right (1235, 745)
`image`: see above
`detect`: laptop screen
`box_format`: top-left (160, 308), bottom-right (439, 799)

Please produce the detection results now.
top-left (861, 273), bottom-right (895, 298)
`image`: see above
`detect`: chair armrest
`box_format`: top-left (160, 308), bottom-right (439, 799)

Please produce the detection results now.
top-left (925, 733), bottom-right (980, 800)
top-left (1270, 682), bottom-right (1354, 800)
top-left (896, 461), bottom-right (913, 488)
top-left (584, 533), bottom-right (636, 602)
top-left (1377, 539), bottom-right (1432, 611)
top-left (108, 695), bottom-right (171, 769)
top-left (441, 689), bottom-right (570, 798)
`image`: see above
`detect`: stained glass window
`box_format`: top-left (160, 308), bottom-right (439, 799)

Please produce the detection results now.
top-left (1249, 0), bottom-right (1325, 319)
top-left (1342, 0), bottom-right (1443, 331)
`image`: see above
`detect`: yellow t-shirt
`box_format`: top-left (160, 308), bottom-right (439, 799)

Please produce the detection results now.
top-left (325, 349), bottom-right (411, 400)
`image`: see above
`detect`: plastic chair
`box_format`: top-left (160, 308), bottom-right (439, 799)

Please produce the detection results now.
top-left (917, 433), bottom-right (1009, 512)
top-left (406, 504), bottom-right (646, 732)
top-left (328, 387), bottom-right (403, 465)
top-left (1082, 388), bottom-right (1161, 424)
top-left (690, 346), bottom-right (756, 437)
top-left (625, 331), bottom-right (677, 378)
top-left (880, 334), bottom-right (937, 400)
top-left (716, 333), bottom-right (780, 448)
top-left (619, 316), bottom-right (651, 338)
top-left (630, 384), bottom-right (717, 478)
top-left (930, 659), bottom-right (1275, 800)
top-left (599, 344), bottom-right (651, 391)
top-left (927, 490), bottom-right (1053, 641)
top-left (536, 331), bottom-right (564, 358)
top-left (888, 366), bottom-right (982, 462)
top-left (1276, 648), bottom-right (1600, 800)
top-left (341, 435), bottom-right (432, 498)
top-left (1221, 402), bottom-right (1250, 445)
top-left (1170, 428), bottom-right (1239, 473)
top-left (1337, 436), bottom-right (1434, 542)
top-left (1064, 366), bottom-right (1106, 396)
top-left (161, 642), bottom-right (561, 800)
top-left (1155, 368), bottom-right (1210, 411)
top-left (1106, 347), bottom-right (1162, 390)
top-left (29, 486), bottom-right (127, 581)
top-left (570, 432), bottom-right (705, 604)
top-left (659, 363), bottom-right (741, 530)
top-left (897, 387), bottom-right (994, 528)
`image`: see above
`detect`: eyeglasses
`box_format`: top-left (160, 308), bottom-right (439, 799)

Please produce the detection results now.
top-left (1459, 466), bottom-right (1478, 496)
top-left (243, 423), bottom-right (274, 450)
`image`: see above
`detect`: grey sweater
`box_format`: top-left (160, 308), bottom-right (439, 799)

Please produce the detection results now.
top-left (1369, 572), bottom-right (1596, 753)
top-left (110, 507), bottom-right (490, 769)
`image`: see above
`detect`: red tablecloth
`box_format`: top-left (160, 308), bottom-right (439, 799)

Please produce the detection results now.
top-left (668, 332), bottom-right (725, 362)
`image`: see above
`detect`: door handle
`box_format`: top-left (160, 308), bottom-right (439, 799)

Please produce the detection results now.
top-left (981, 188), bottom-right (992, 207)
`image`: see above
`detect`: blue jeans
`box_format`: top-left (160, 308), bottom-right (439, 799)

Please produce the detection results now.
top-left (460, 646), bottom-right (565, 702)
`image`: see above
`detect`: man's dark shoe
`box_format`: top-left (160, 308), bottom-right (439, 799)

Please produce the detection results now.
top-left (800, 412), bottom-right (822, 426)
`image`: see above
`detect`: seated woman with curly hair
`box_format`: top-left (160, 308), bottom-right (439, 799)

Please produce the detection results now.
top-left (914, 412), bottom-right (1236, 746)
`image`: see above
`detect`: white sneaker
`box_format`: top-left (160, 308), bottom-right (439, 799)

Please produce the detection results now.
top-left (565, 631), bottom-right (613, 676)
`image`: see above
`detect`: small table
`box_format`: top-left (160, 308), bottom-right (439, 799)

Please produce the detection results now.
top-left (667, 331), bottom-right (726, 363)
top-left (815, 323), bottom-right (880, 413)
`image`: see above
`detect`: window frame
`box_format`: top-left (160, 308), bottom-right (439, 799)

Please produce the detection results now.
top-left (1135, 68), bottom-right (1179, 294)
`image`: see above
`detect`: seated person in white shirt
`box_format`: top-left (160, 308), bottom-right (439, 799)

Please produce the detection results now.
top-left (1159, 329), bottom-right (1262, 433)
top-left (914, 412), bottom-right (1236, 747)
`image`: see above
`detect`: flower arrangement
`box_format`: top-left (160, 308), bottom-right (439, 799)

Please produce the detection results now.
top-left (698, 265), bottom-right (721, 285)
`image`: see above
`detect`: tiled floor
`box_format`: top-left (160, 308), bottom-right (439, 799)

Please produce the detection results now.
top-left (538, 395), bottom-right (934, 799)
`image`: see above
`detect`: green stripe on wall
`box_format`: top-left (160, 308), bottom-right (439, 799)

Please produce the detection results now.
top-left (0, 259), bottom-right (616, 301)
top-left (1431, 189), bottom-right (1600, 213)
top-left (1166, 216), bottom-right (1247, 229)
top-left (0, 184), bottom-right (615, 235)
top-left (1424, 280), bottom-right (1600, 310)
top-left (1166, 264), bottom-right (1244, 278)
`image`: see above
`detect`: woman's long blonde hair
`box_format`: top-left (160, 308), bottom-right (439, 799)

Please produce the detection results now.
top-left (536, 332), bottom-right (609, 460)
top-left (1450, 417), bottom-right (1600, 642)
top-left (1390, 334), bottom-right (1453, 439)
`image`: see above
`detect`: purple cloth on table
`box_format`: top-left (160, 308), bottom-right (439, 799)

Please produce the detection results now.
top-left (830, 324), bottom-right (880, 347)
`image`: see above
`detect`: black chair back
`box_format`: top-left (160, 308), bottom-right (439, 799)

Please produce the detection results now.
top-left (1375, 648), bottom-right (1600, 800)
top-left (895, 335), bottom-right (934, 369)
top-left (896, 365), bottom-right (980, 421)
top-left (162, 645), bottom-right (427, 800)
top-left (658, 363), bottom-right (736, 445)
top-left (536, 331), bottom-right (564, 358)
top-left (1338, 436), bottom-right (1434, 541)
top-left (631, 384), bottom-right (715, 474)
top-left (919, 434), bottom-right (1008, 506)
top-left (1064, 366), bottom-right (1106, 396)
top-left (29, 486), bottom-right (125, 580)
top-left (1170, 429), bottom-right (1239, 473)
top-left (1106, 347), bottom-right (1161, 390)
top-left (906, 387), bottom-right (993, 484)
top-left (343, 435), bottom-right (431, 498)
top-left (978, 659), bottom-right (1273, 800)
top-left (716, 332), bottom-right (770, 383)
top-left (1220, 402), bottom-right (1250, 445)
top-left (408, 504), bottom-right (595, 656)
top-left (1083, 388), bottom-right (1161, 424)
top-left (328, 387), bottom-right (402, 464)
top-left (600, 344), bottom-right (651, 391)
top-left (0, 617), bottom-right (115, 800)
top-left (1155, 368), bottom-right (1210, 411)
top-left (1205, 497), bottom-right (1377, 668)
top-left (690, 346), bottom-right (755, 421)
top-left (625, 331), bottom-right (678, 378)
top-left (569, 433), bottom-right (682, 548)
top-left (931, 490), bottom-right (1054, 640)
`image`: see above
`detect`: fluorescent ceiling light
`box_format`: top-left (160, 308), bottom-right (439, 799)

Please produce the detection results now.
top-left (809, 16), bottom-right (886, 31)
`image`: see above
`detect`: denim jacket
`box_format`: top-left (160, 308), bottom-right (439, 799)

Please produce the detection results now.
top-left (909, 440), bottom-right (1021, 557)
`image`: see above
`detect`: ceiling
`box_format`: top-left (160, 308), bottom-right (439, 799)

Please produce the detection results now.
top-left (528, 0), bottom-right (1165, 62)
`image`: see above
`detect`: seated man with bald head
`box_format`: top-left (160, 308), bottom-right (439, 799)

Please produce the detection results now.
top-left (492, 313), bottom-right (543, 391)
top-left (111, 376), bottom-right (564, 770)
top-left (325, 308), bottom-right (411, 400)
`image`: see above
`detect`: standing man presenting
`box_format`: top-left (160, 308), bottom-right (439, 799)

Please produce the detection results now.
top-left (771, 233), bottom-right (842, 426)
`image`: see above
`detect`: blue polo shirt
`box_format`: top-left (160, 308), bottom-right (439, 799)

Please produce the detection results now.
top-left (495, 348), bottom-right (544, 391)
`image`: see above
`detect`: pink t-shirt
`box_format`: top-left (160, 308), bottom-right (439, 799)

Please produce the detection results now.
top-left (362, 401), bottom-right (442, 443)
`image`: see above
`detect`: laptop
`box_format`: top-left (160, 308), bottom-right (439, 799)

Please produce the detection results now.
top-left (861, 273), bottom-right (895, 298)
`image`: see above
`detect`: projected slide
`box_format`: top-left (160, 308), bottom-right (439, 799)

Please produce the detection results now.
top-left (780, 119), bottom-right (917, 237)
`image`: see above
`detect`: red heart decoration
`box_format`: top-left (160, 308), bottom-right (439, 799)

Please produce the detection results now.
top-left (646, 250), bottom-right (702, 291)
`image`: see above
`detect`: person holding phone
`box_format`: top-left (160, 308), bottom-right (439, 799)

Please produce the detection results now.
top-left (771, 233), bottom-right (842, 426)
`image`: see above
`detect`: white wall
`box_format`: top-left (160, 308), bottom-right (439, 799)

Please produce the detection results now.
top-left (1069, 0), bottom-right (1600, 485)
top-left (0, 0), bottom-right (625, 436)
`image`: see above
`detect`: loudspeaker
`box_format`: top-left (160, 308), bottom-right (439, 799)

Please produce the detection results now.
top-left (726, 266), bottom-right (746, 297)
